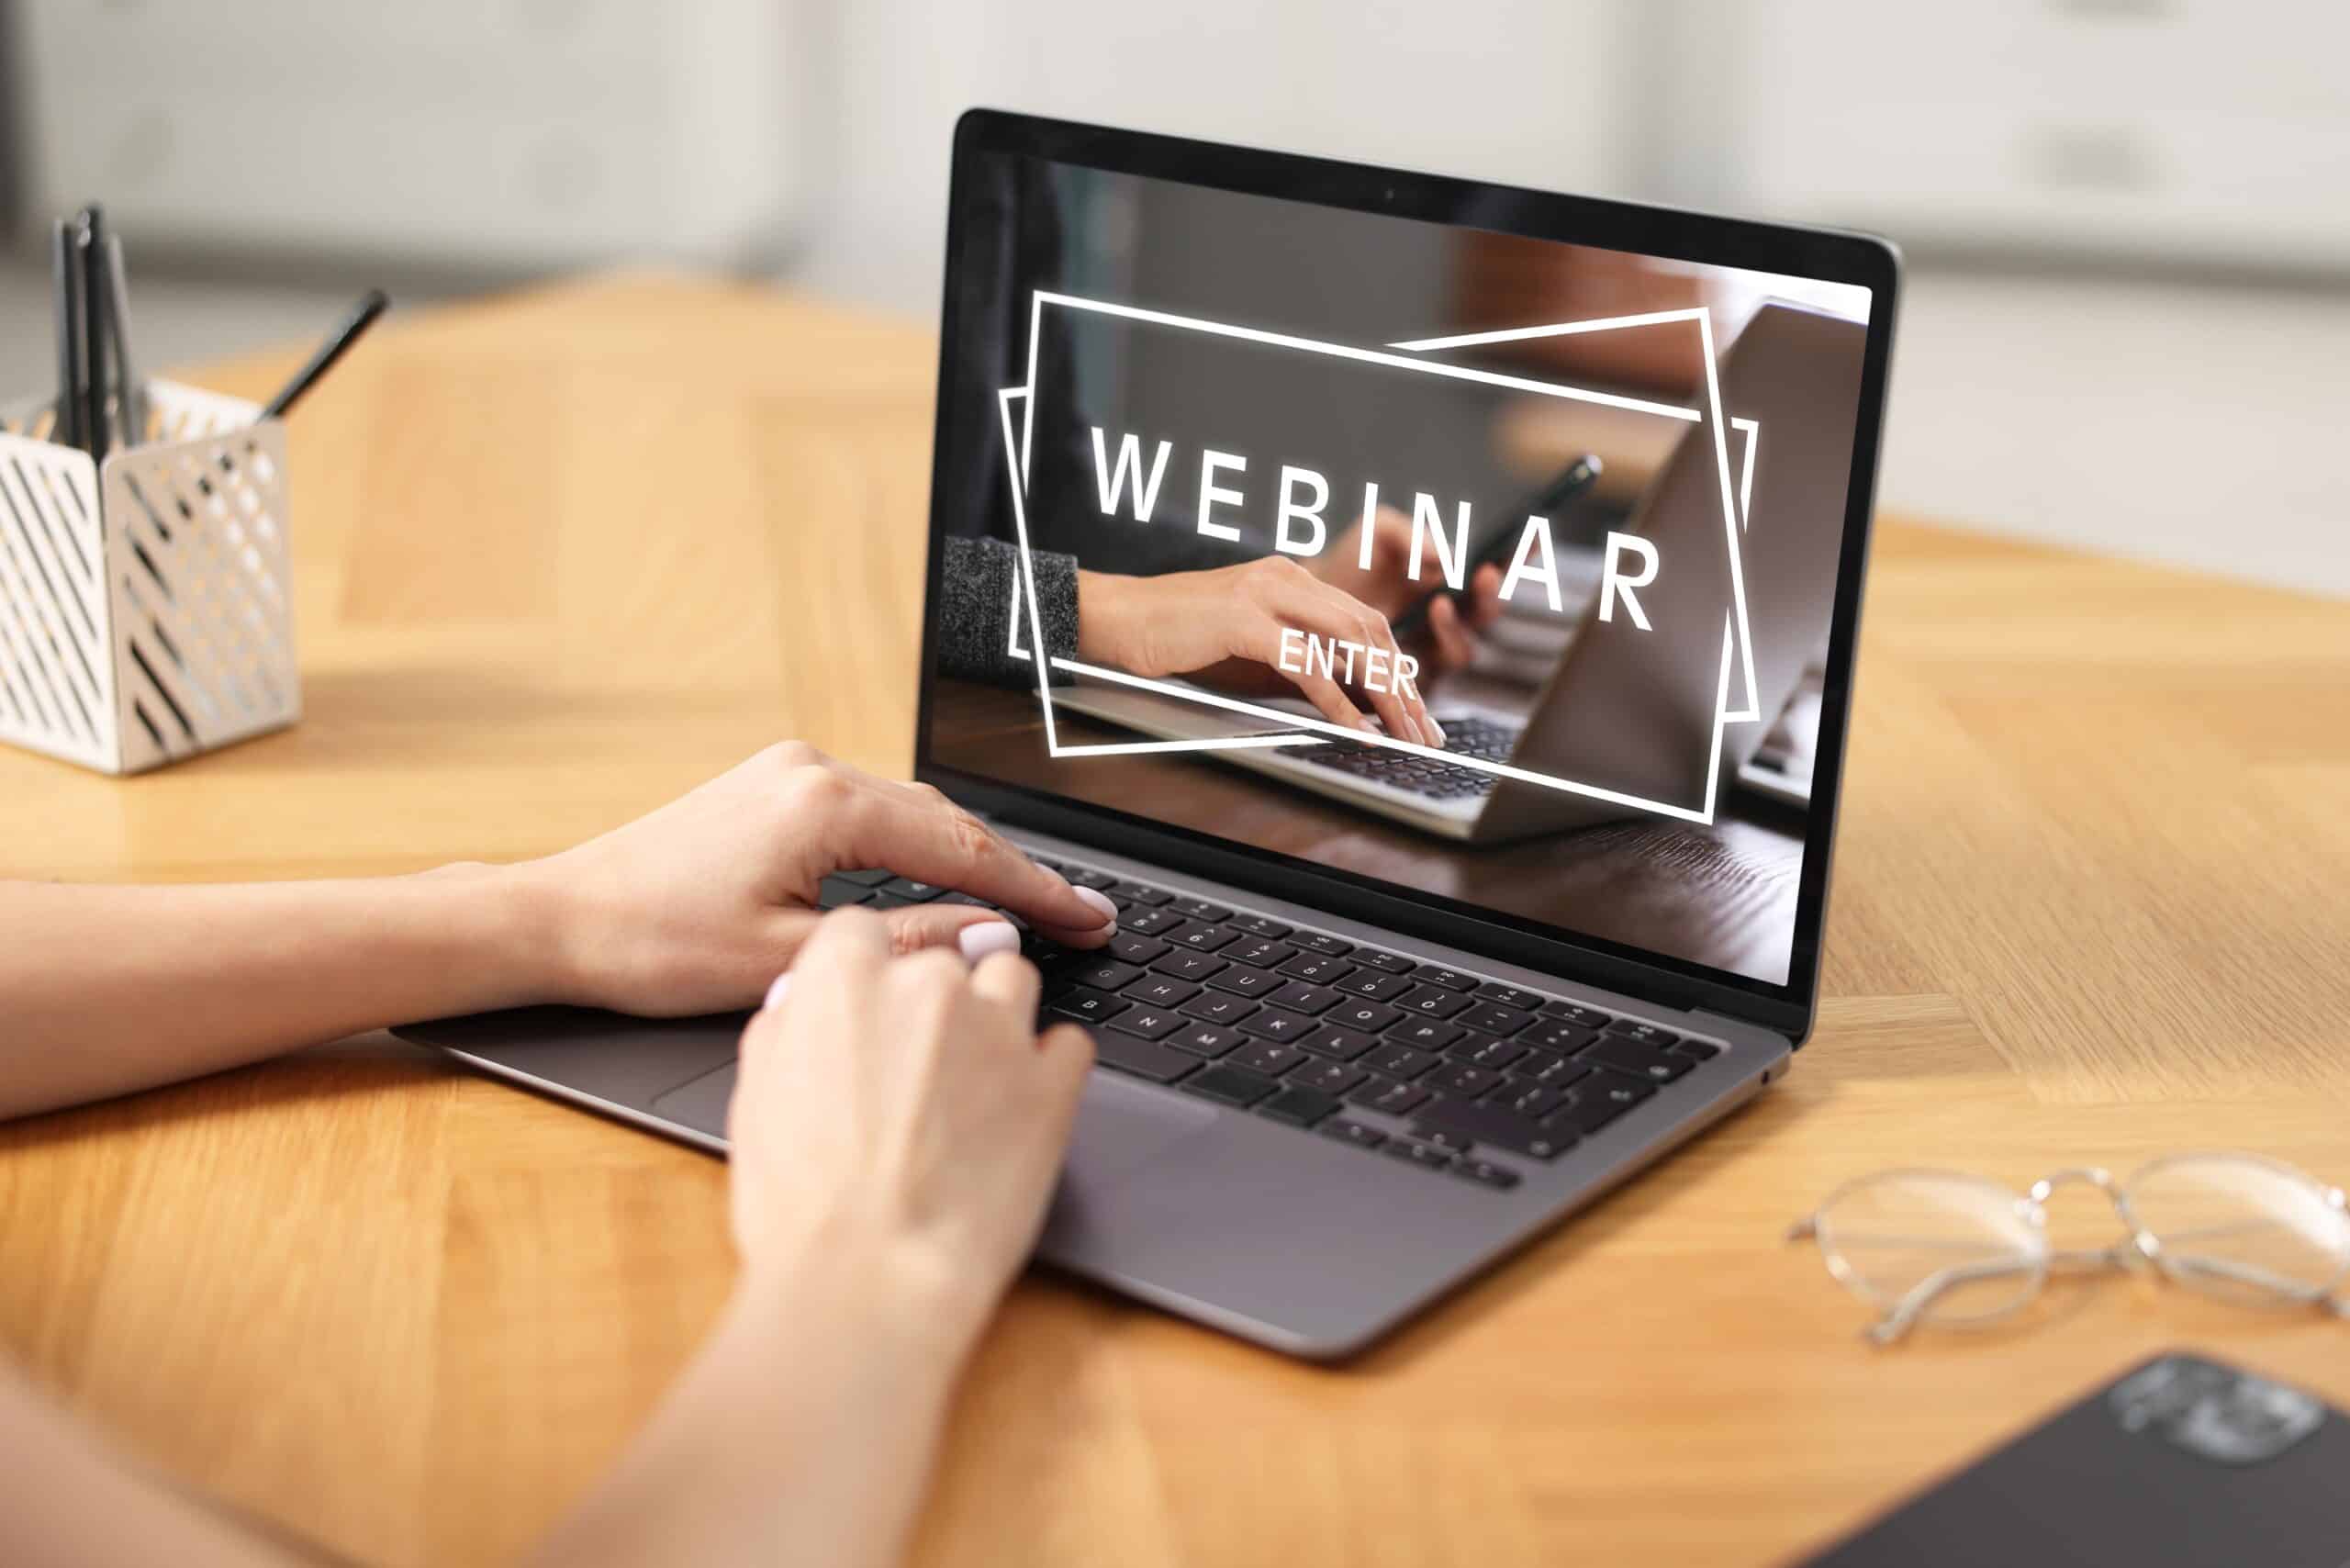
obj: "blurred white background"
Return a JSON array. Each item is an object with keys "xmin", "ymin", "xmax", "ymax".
[{"xmin": 1, "ymin": 0, "xmax": 2344, "ymax": 591}]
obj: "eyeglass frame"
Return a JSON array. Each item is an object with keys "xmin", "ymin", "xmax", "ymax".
[{"xmin": 1787, "ymin": 1151, "xmax": 2350, "ymax": 1344}]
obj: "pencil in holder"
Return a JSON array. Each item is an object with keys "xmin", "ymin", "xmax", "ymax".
[{"xmin": 0, "ymin": 379, "xmax": 298, "ymax": 774}]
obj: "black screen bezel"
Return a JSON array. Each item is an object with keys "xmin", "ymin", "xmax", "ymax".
[{"xmin": 913, "ymin": 107, "xmax": 1900, "ymax": 1044}]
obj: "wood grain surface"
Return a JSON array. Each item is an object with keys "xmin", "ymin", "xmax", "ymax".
[{"xmin": 2, "ymin": 274, "xmax": 2346, "ymax": 1568}]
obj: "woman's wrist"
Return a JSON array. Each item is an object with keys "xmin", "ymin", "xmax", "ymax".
[
  {"xmin": 734, "ymin": 1212, "xmax": 1002, "ymax": 1378},
  {"xmin": 431, "ymin": 857, "xmax": 586, "ymax": 1009},
  {"xmin": 1074, "ymin": 569, "xmax": 1129, "ymax": 666}
]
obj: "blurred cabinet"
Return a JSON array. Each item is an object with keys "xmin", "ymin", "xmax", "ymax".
[
  {"xmin": 7, "ymin": 0, "xmax": 794, "ymax": 266},
  {"xmin": 1674, "ymin": 0, "xmax": 2350, "ymax": 271}
]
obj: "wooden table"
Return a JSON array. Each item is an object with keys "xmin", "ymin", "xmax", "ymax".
[{"xmin": 3, "ymin": 275, "xmax": 2345, "ymax": 1568}]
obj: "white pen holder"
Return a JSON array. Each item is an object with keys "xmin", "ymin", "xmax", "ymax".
[{"xmin": 0, "ymin": 379, "xmax": 298, "ymax": 774}]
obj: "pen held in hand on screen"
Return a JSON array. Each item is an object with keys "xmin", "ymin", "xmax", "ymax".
[{"xmin": 259, "ymin": 289, "xmax": 388, "ymax": 422}]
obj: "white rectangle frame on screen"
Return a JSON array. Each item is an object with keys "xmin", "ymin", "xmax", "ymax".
[{"xmin": 994, "ymin": 290, "xmax": 1763, "ymax": 826}]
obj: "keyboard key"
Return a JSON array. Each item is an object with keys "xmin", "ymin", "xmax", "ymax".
[
  {"xmin": 1167, "ymin": 1023, "xmax": 1245, "ymax": 1058},
  {"xmin": 1236, "ymin": 1008, "xmax": 1319, "ymax": 1045},
  {"xmin": 1230, "ymin": 913, "xmax": 1293, "ymax": 939},
  {"xmin": 1459, "ymin": 1003, "xmax": 1535, "ymax": 1037},
  {"xmin": 1050, "ymin": 988, "xmax": 1130, "ymax": 1024},
  {"xmin": 1386, "ymin": 1018, "xmax": 1464, "ymax": 1051},
  {"xmin": 1180, "ymin": 991, "xmax": 1259, "ymax": 1026},
  {"xmin": 1339, "ymin": 971, "xmax": 1416, "ymax": 1002},
  {"xmin": 1277, "ymin": 954, "xmax": 1356, "ymax": 985},
  {"xmin": 1579, "ymin": 1038, "xmax": 1693, "ymax": 1083},
  {"xmin": 1107, "ymin": 881, "xmax": 1171, "ymax": 906},
  {"xmin": 1397, "ymin": 986, "xmax": 1473, "ymax": 1019},
  {"xmin": 1109, "ymin": 1007, "xmax": 1185, "ymax": 1041},
  {"xmin": 817, "ymin": 875, "xmax": 877, "ymax": 909},
  {"xmin": 1180, "ymin": 1063, "xmax": 1281, "ymax": 1106},
  {"xmin": 1257, "ymin": 1084, "xmax": 1341, "ymax": 1127},
  {"xmin": 1225, "ymin": 937, "xmax": 1297, "ymax": 969},
  {"xmin": 1382, "ymin": 1138, "xmax": 1456, "ymax": 1171},
  {"xmin": 1605, "ymin": 1019, "xmax": 1684, "ymax": 1049},
  {"xmin": 1292, "ymin": 932, "xmax": 1355, "ymax": 958},
  {"xmin": 1089, "ymin": 1030, "xmax": 1197, "ymax": 1084},
  {"xmin": 1460, "ymin": 1036, "xmax": 1528, "ymax": 1070},
  {"xmin": 1108, "ymin": 931, "xmax": 1170, "ymax": 966},
  {"xmin": 1358, "ymin": 950, "xmax": 1417, "ymax": 975},
  {"xmin": 1124, "ymin": 908, "xmax": 1189, "ymax": 937},
  {"xmin": 867, "ymin": 892, "xmax": 916, "ymax": 911},
  {"xmin": 1266, "ymin": 980, "xmax": 1342, "ymax": 1015},
  {"xmin": 1121, "ymin": 975, "xmax": 1200, "ymax": 1010},
  {"xmin": 1299, "ymin": 1025, "xmax": 1379, "ymax": 1062},
  {"xmin": 1327, "ymin": 999, "xmax": 1402, "ymax": 1034},
  {"xmin": 1556, "ymin": 1076, "xmax": 1655, "ymax": 1134},
  {"xmin": 1474, "ymin": 982, "xmax": 1545, "ymax": 1011},
  {"xmin": 1540, "ymin": 1001, "xmax": 1614, "ymax": 1028},
  {"xmin": 1673, "ymin": 1039, "xmax": 1723, "ymax": 1060},
  {"xmin": 834, "ymin": 868, "xmax": 894, "ymax": 886},
  {"xmin": 1450, "ymin": 1159, "xmax": 1522, "ymax": 1191},
  {"xmin": 1204, "ymin": 967, "xmax": 1283, "ymax": 999},
  {"xmin": 1514, "ymin": 1049, "xmax": 1591, "ymax": 1090},
  {"xmin": 1427, "ymin": 1061, "xmax": 1504, "ymax": 1098},
  {"xmin": 1412, "ymin": 1099, "xmax": 1574, "ymax": 1159},
  {"xmin": 1363, "ymin": 1042, "xmax": 1440, "ymax": 1079},
  {"xmin": 1347, "ymin": 1077, "xmax": 1433, "ymax": 1115},
  {"xmin": 1501, "ymin": 1083, "xmax": 1574, "ymax": 1119},
  {"xmin": 1177, "ymin": 924, "xmax": 1240, "ymax": 952},
  {"xmin": 1290, "ymin": 1059, "xmax": 1370, "ymax": 1096},
  {"xmin": 1319, "ymin": 1118, "xmax": 1388, "ymax": 1151},
  {"xmin": 1172, "ymin": 897, "xmax": 1231, "ymax": 921},
  {"xmin": 1149, "ymin": 949, "xmax": 1227, "ymax": 982},
  {"xmin": 1068, "ymin": 958, "xmax": 1146, "ymax": 992},
  {"xmin": 1523, "ymin": 1021, "xmax": 1601, "ymax": 1054},
  {"xmin": 1063, "ymin": 867, "xmax": 1117, "ymax": 890},
  {"xmin": 1416, "ymin": 966, "xmax": 1479, "ymax": 992},
  {"xmin": 1231, "ymin": 1039, "xmax": 1308, "ymax": 1077}
]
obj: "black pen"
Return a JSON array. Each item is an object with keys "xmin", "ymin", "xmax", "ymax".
[
  {"xmin": 50, "ymin": 220, "xmax": 79, "ymax": 450},
  {"xmin": 79, "ymin": 206, "xmax": 111, "ymax": 463},
  {"xmin": 260, "ymin": 289, "xmax": 388, "ymax": 421}
]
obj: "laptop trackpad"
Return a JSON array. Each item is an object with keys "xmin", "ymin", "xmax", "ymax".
[
  {"xmin": 651, "ymin": 1060, "xmax": 738, "ymax": 1138},
  {"xmin": 1065, "ymin": 1072, "xmax": 1218, "ymax": 1187}
]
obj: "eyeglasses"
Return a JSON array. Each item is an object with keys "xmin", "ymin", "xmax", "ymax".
[{"xmin": 1788, "ymin": 1152, "xmax": 2350, "ymax": 1343}]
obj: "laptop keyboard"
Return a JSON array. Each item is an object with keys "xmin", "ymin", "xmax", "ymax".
[
  {"xmin": 1295, "ymin": 714, "xmax": 1517, "ymax": 800},
  {"xmin": 815, "ymin": 856, "xmax": 1725, "ymax": 1193}
]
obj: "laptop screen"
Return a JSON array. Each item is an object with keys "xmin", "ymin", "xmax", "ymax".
[{"xmin": 920, "ymin": 123, "xmax": 1886, "ymax": 1002}]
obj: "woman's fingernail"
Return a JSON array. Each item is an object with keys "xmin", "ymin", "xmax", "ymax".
[
  {"xmin": 1073, "ymin": 886, "xmax": 1119, "ymax": 927},
  {"xmin": 1427, "ymin": 717, "xmax": 1448, "ymax": 748},
  {"xmin": 957, "ymin": 920, "xmax": 1022, "ymax": 962},
  {"xmin": 763, "ymin": 972, "xmax": 793, "ymax": 1011}
]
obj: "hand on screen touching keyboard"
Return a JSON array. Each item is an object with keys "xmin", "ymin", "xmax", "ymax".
[
  {"xmin": 1076, "ymin": 554, "xmax": 1445, "ymax": 745},
  {"xmin": 520, "ymin": 742, "xmax": 1117, "ymax": 1017}
]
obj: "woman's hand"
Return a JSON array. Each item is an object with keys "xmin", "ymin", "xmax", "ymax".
[
  {"xmin": 1308, "ymin": 504, "xmax": 1506, "ymax": 674},
  {"xmin": 729, "ymin": 909, "xmax": 1091, "ymax": 1330},
  {"xmin": 1077, "ymin": 555, "xmax": 1446, "ymax": 745},
  {"xmin": 524, "ymin": 743, "xmax": 1117, "ymax": 1017}
]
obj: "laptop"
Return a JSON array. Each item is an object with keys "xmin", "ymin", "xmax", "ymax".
[
  {"xmin": 399, "ymin": 111, "xmax": 1898, "ymax": 1359},
  {"xmin": 1051, "ymin": 301, "xmax": 1866, "ymax": 841}
]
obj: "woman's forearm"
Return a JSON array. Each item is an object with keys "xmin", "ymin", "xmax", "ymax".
[
  {"xmin": 0, "ymin": 867, "xmax": 563, "ymax": 1120},
  {"xmin": 534, "ymin": 1228, "xmax": 983, "ymax": 1568}
]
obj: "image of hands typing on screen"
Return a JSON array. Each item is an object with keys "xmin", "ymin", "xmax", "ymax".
[{"xmin": 941, "ymin": 502, "xmax": 1505, "ymax": 748}]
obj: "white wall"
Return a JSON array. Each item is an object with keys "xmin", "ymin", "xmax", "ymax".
[{"xmin": 786, "ymin": 0, "xmax": 1646, "ymax": 314}]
